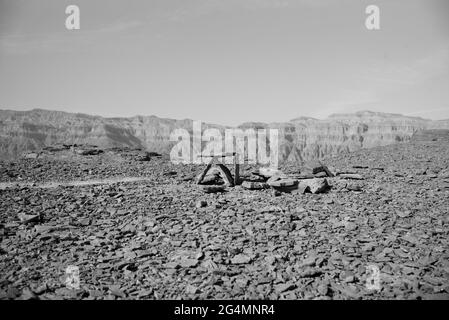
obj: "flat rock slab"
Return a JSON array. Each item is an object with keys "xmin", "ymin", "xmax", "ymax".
[
  {"xmin": 241, "ymin": 181, "xmax": 269, "ymax": 190},
  {"xmin": 231, "ymin": 254, "xmax": 252, "ymax": 264},
  {"xmin": 17, "ymin": 213, "xmax": 40, "ymax": 224},
  {"xmin": 201, "ymin": 185, "xmax": 226, "ymax": 193},
  {"xmin": 338, "ymin": 173, "xmax": 364, "ymax": 180},
  {"xmin": 268, "ymin": 179, "xmax": 298, "ymax": 188},
  {"xmin": 75, "ymin": 149, "xmax": 104, "ymax": 156}
]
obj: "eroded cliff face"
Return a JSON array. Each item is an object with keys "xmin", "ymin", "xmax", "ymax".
[
  {"xmin": 0, "ymin": 110, "xmax": 140, "ymax": 159},
  {"xmin": 240, "ymin": 111, "xmax": 449, "ymax": 163},
  {"xmin": 0, "ymin": 110, "xmax": 195, "ymax": 160},
  {"xmin": 1, "ymin": 109, "xmax": 448, "ymax": 162}
]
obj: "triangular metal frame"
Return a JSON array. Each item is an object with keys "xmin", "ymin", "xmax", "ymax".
[{"xmin": 196, "ymin": 153, "xmax": 240, "ymax": 186}]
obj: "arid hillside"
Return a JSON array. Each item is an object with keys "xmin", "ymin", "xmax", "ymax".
[{"xmin": 1, "ymin": 108, "xmax": 449, "ymax": 161}]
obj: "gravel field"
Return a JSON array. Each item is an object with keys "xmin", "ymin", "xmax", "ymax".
[{"xmin": 1, "ymin": 141, "xmax": 448, "ymax": 300}]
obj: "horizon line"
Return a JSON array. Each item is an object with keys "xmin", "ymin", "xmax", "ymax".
[{"xmin": 1, "ymin": 106, "xmax": 448, "ymax": 126}]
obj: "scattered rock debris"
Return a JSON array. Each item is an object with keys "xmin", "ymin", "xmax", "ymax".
[{"xmin": 1, "ymin": 140, "xmax": 449, "ymax": 300}]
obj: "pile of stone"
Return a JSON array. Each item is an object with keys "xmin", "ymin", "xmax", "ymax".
[
  {"xmin": 196, "ymin": 157, "xmax": 364, "ymax": 195},
  {"xmin": 246, "ymin": 161, "xmax": 334, "ymax": 194}
]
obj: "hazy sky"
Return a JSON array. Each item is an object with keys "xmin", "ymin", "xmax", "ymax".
[{"xmin": 0, "ymin": 0, "xmax": 448, "ymax": 125}]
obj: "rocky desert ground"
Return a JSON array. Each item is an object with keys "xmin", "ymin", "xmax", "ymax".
[{"xmin": 0, "ymin": 131, "xmax": 448, "ymax": 300}]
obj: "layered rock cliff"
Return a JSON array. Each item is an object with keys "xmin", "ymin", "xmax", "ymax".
[
  {"xmin": 1, "ymin": 108, "xmax": 448, "ymax": 162},
  {"xmin": 241, "ymin": 111, "xmax": 449, "ymax": 163}
]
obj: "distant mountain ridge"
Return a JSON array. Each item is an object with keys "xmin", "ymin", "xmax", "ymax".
[{"xmin": 1, "ymin": 108, "xmax": 449, "ymax": 161}]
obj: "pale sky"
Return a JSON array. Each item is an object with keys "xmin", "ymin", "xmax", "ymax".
[{"xmin": 0, "ymin": 0, "xmax": 448, "ymax": 125}]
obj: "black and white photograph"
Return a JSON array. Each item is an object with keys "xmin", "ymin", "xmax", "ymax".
[{"xmin": 0, "ymin": 0, "xmax": 449, "ymax": 308}]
